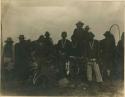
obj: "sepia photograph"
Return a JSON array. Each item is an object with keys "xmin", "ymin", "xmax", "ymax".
[{"xmin": 1, "ymin": 0, "xmax": 124, "ymax": 96}]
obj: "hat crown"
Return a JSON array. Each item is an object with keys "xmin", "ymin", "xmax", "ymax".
[
  {"xmin": 45, "ymin": 31, "xmax": 50, "ymax": 35},
  {"xmin": 5, "ymin": 37, "xmax": 13, "ymax": 43},
  {"xmin": 76, "ymin": 21, "xmax": 84, "ymax": 25}
]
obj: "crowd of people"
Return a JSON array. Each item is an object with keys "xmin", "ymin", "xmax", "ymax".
[{"xmin": 2, "ymin": 21, "xmax": 124, "ymax": 87}]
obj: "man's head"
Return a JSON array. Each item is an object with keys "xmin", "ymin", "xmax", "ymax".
[
  {"xmin": 61, "ymin": 31, "xmax": 67, "ymax": 39},
  {"xmin": 38, "ymin": 35, "xmax": 44, "ymax": 42},
  {"xmin": 84, "ymin": 25, "xmax": 90, "ymax": 32},
  {"xmin": 88, "ymin": 32, "xmax": 95, "ymax": 40},
  {"xmin": 76, "ymin": 21, "xmax": 84, "ymax": 28},
  {"xmin": 5, "ymin": 37, "xmax": 13, "ymax": 44},
  {"xmin": 103, "ymin": 31, "xmax": 111, "ymax": 38},
  {"xmin": 45, "ymin": 31, "xmax": 50, "ymax": 38},
  {"xmin": 19, "ymin": 35, "xmax": 25, "ymax": 42}
]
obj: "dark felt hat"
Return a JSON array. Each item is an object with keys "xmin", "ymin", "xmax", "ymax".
[
  {"xmin": 19, "ymin": 35, "xmax": 25, "ymax": 39},
  {"xmin": 76, "ymin": 21, "xmax": 84, "ymax": 26},
  {"xmin": 5, "ymin": 37, "xmax": 13, "ymax": 43},
  {"xmin": 103, "ymin": 31, "xmax": 111, "ymax": 36},
  {"xmin": 62, "ymin": 31, "xmax": 67, "ymax": 34},
  {"xmin": 45, "ymin": 31, "xmax": 50, "ymax": 36}
]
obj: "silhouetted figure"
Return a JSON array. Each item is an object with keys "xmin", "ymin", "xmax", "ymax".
[
  {"xmin": 69, "ymin": 35, "xmax": 81, "ymax": 81},
  {"xmin": 57, "ymin": 32, "xmax": 71, "ymax": 78},
  {"xmin": 70, "ymin": 35, "xmax": 80, "ymax": 56},
  {"xmin": 73, "ymin": 21, "xmax": 84, "ymax": 43},
  {"xmin": 44, "ymin": 31, "xmax": 53, "ymax": 45},
  {"xmin": 3, "ymin": 37, "xmax": 14, "ymax": 72},
  {"xmin": 100, "ymin": 31, "xmax": 116, "ymax": 81},
  {"xmin": 86, "ymin": 32, "xmax": 103, "ymax": 83},
  {"xmin": 44, "ymin": 31, "xmax": 54, "ymax": 56},
  {"xmin": 73, "ymin": 22, "xmax": 90, "ymax": 57},
  {"xmin": 84, "ymin": 25, "xmax": 90, "ymax": 41},
  {"xmin": 15, "ymin": 35, "xmax": 31, "ymax": 81},
  {"xmin": 116, "ymin": 32, "xmax": 124, "ymax": 80}
]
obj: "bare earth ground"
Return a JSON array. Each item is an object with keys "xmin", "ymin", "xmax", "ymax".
[{"xmin": 1, "ymin": 71, "xmax": 124, "ymax": 97}]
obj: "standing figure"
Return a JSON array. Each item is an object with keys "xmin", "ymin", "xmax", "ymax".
[
  {"xmin": 57, "ymin": 32, "xmax": 71, "ymax": 78},
  {"xmin": 73, "ymin": 21, "xmax": 85, "ymax": 43},
  {"xmin": 44, "ymin": 31, "xmax": 54, "ymax": 56},
  {"xmin": 73, "ymin": 22, "xmax": 90, "ymax": 56},
  {"xmin": 84, "ymin": 25, "xmax": 90, "ymax": 41},
  {"xmin": 100, "ymin": 31, "xmax": 116, "ymax": 80},
  {"xmin": 3, "ymin": 37, "xmax": 14, "ymax": 71},
  {"xmin": 86, "ymin": 32, "xmax": 103, "ymax": 83},
  {"xmin": 15, "ymin": 35, "xmax": 31, "ymax": 81},
  {"xmin": 73, "ymin": 21, "xmax": 85, "ymax": 52},
  {"xmin": 69, "ymin": 35, "xmax": 81, "ymax": 81},
  {"xmin": 116, "ymin": 32, "xmax": 124, "ymax": 80}
]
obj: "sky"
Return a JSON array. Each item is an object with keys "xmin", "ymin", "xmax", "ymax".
[{"xmin": 2, "ymin": 0, "xmax": 124, "ymax": 44}]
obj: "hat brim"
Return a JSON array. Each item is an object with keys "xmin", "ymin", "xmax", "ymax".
[
  {"xmin": 5, "ymin": 40, "xmax": 13, "ymax": 43},
  {"xmin": 76, "ymin": 23, "xmax": 84, "ymax": 26}
]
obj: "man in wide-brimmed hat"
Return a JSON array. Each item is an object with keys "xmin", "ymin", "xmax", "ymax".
[
  {"xmin": 4, "ymin": 37, "xmax": 14, "ymax": 57},
  {"xmin": 44, "ymin": 31, "xmax": 53, "ymax": 46},
  {"xmin": 57, "ymin": 31, "xmax": 71, "ymax": 78},
  {"xmin": 73, "ymin": 22, "xmax": 90, "ymax": 56},
  {"xmin": 84, "ymin": 25, "xmax": 90, "ymax": 41},
  {"xmin": 15, "ymin": 34, "xmax": 31, "ymax": 82},
  {"xmin": 18, "ymin": 35, "xmax": 25, "ymax": 42},
  {"xmin": 84, "ymin": 25, "xmax": 90, "ymax": 31},
  {"xmin": 76, "ymin": 21, "xmax": 84, "ymax": 28},
  {"xmin": 86, "ymin": 32, "xmax": 103, "ymax": 83},
  {"xmin": 100, "ymin": 31, "xmax": 116, "ymax": 81},
  {"xmin": 73, "ymin": 21, "xmax": 85, "ymax": 42},
  {"xmin": 3, "ymin": 37, "xmax": 14, "ymax": 71}
]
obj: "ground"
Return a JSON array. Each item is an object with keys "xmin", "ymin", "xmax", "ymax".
[{"xmin": 1, "ymin": 70, "xmax": 124, "ymax": 97}]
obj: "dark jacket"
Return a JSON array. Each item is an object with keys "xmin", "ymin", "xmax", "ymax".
[
  {"xmin": 86, "ymin": 40, "xmax": 100, "ymax": 59},
  {"xmin": 4, "ymin": 43, "xmax": 13, "ymax": 58},
  {"xmin": 57, "ymin": 39, "xmax": 71, "ymax": 56}
]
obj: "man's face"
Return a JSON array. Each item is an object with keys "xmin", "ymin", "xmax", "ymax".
[
  {"xmin": 76, "ymin": 25, "xmax": 83, "ymax": 28},
  {"xmin": 62, "ymin": 34, "xmax": 67, "ymax": 39},
  {"xmin": 85, "ymin": 28, "xmax": 89, "ymax": 32},
  {"xmin": 19, "ymin": 38, "xmax": 24, "ymax": 42}
]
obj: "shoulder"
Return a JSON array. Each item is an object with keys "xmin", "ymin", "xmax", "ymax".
[
  {"xmin": 57, "ymin": 40, "xmax": 62, "ymax": 43},
  {"xmin": 15, "ymin": 43, "xmax": 19, "ymax": 46},
  {"xmin": 73, "ymin": 28, "xmax": 78, "ymax": 32}
]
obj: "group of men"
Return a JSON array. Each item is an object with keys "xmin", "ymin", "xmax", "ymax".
[{"xmin": 3, "ymin": 21, "xmax": 124, "ymax": 86}]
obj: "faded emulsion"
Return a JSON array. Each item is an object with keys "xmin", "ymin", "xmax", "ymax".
[{"xmin": 1, "ymin": 0, "xmax": 124, "ymax": 96}]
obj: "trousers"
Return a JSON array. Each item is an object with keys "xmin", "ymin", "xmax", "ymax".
[{"xmin": 87, "ymin": 59, "xmax": 103, "ymax": 82}]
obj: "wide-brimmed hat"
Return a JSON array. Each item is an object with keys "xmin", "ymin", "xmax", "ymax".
[
  {"xmin": 61, "ymin": 31, "xmax": 67, "ymax": 36},
  {"xmin": 76, "ymin": 21, "xmax": 84, "ymax": 26},
  {"xmin": 19, "ymin": 35, "xmax": 25, "ymax": 39},
  {"xmin": 5, "ymin": 37, "xmax": 13, "ymax": 43},
  {"xmin": 103, "ymin": 31, "xmax": 111, "ymax": 36}
]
